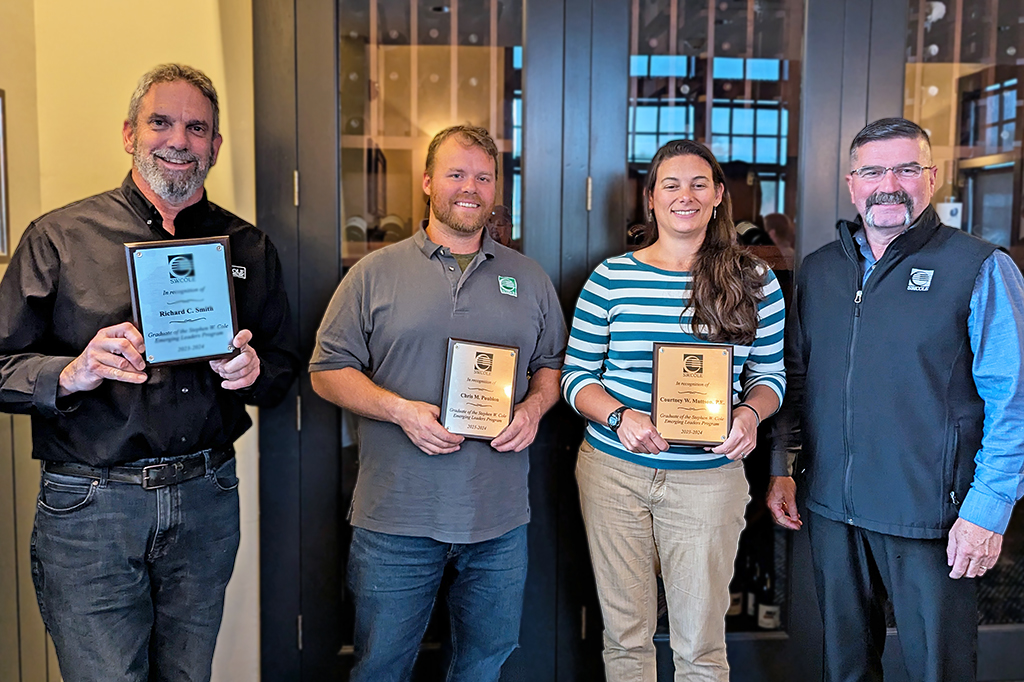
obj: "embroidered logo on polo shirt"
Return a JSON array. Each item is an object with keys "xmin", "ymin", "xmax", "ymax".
[
  {"xmin": 498, "ymin": 275, "xmax": 517, "ymax": 297},
  {"xmin": 907, "ymin": 268, "xmax": 934, "ymax": 292},
  {"xmin": 232, "ymin": 266, "xmax": 247, "ymax": 280}
]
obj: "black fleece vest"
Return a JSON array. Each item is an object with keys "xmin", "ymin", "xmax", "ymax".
[{"xmin": 796, "ymin": 207, "xmax": 997, "ymax": 539}]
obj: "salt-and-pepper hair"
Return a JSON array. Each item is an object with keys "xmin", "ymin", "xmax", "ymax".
[
  {"xmin": 126, "ymin": 64, "xmax": 220, "ymax": 138},
  {"xmin": 850, "ymin": 117, "xmax": 931, "ymax": 163}
]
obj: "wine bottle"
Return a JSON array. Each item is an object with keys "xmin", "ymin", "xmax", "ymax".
[
  {"xmin": 746, "ymin": 561, "xmax": 760, "ymax": 620},
  {"xmin": 757, "ymin": 568, "xmax": 781, "ymax": 630},
  {"xmin": 727, "ymin": 573, "xmax": 743, "ymax": 617}
]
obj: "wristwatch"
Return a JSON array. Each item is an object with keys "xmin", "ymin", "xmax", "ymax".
[{"xmin": 607, "ymin": 406, "xmax": 630, "ymax": 432}]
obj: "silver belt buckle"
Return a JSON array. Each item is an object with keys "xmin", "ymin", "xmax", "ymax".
[{"xmin": 141, "ymin": 461, "xmax": 184, "ymax": 490}]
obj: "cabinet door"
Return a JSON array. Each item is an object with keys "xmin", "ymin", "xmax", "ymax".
[
  {"xmin": 337, "ymin": 0, "xmax": 528, "ymax": 264},
  {"xmin": 334, "ymin": 3, "xmax": 557, "ymax": 679},
  {"xmin": 257, "ymin": 1, "xmax": 570, "ymax": 680},
  {"xmin": 902, "ymin": 5, "xmax": 1024, "ymax": 678},
  {"xmin": 588, "ymin": 2, "xmax": 811, "ymax": 679}
]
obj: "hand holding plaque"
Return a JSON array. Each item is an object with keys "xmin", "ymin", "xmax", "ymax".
[
  {"xmin": 651, "ymin": 343, "xmax": 733, "ymax": 446},
  {"xmin": 125, "ymin": 237, "xmax": 239, "ymax": 367},
  {"xmin": 440, "ymin": 339, "xmax": 519, "ymax": 439}
]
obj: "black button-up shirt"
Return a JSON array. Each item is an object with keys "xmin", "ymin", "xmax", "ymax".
[{"xmin": 0, "ymin": 174, "xmax": 299, "ymax": 466}]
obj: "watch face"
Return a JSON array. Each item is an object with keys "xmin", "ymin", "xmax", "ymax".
[{"xmin": 608, "ymin": 410, "xmax": 622, "ymax": 429}]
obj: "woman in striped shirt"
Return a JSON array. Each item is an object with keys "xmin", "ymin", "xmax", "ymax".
[{"xmin": 561, "ymin": 139, "xmax": 785, "ymax": 681}]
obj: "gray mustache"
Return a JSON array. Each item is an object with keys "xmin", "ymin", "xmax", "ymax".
[
  {"xmin": 154, "ymin": 150, "xmax": 200, "ymax": 164},
  {"xmin": 866, "ymin": 190, "xmax": 912, "ymax": 209}
]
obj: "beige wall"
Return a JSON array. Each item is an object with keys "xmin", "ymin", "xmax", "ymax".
[
  {"xmin": 0, "ymin": 0, "xmax": 42, "ymax": 279},
  {"xmin": 32, "ymin": 0, "xmax": 256, "ymax": 222},
  {"xmin": 0, "ymin": 2, "xmax": 50, "ymax": 679},
  {"xmin": 1, "ymin": 1, "xmax": 262, "ymax": 680}
]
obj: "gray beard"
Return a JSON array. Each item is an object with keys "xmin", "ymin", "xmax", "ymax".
[
  {"xmin": 134, "ymin": 147, "xmax": 211, "ymax": 204},
  {"xmin": 864, "ymin": 189, "xmax": 913, "ymax": 229}
]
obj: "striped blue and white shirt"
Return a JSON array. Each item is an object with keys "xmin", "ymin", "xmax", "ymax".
[{"xmin": 561, "ymin": 253, "xmax": 786, "ymax": 469}]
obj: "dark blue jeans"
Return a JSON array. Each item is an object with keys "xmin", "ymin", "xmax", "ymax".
[
  {"xmin": 347, "ymin": 524, "xmax": 529, "ymax": 682},
  {"xmin": 31, "ymin": 455, "xmax": 241, "ymax": 682}
]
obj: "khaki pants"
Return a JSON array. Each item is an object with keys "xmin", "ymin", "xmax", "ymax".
[{"xmin": 576, "ymin": 440, "xmax": 749, "ymax": 682}]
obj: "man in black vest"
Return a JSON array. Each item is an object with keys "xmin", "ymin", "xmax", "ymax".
[{"xmin": 768, "ymin": 118, "xmax": 1024, "ymax": 681}]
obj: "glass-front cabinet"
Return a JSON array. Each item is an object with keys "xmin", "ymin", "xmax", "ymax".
[
  {"xmin": 254, "ymin": 1, "xmax": 1024, "ymax": 679},
  {"xmin": 338, "ymin": 0, "xmax": 524, "ymax": 265},
  {"xmin": 334, "ymin": 2, "xmax": 527, "ymax": 676},
  {"xmin": 903, "ymin": 0, "xmax": 1024, "ymax": 260},
  {"xmin": 623, "ymin": 0, "xmax": 805, "ymax": 646},
  {"xmin": 903, "ymin": 0, "xmax": 1024, "ymax": 657}
]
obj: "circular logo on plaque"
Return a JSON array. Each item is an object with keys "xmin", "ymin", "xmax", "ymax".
[
  {"xmin": 682, "ymin": 354, "xmax": 704, "ymax": 375},
  {"xmin": 475, "ymin": 352, "xmax": 494, "ymax": 372},
  {"xmin": 168, "ymin": 255, "xmax": 195, "ymax": 279}
]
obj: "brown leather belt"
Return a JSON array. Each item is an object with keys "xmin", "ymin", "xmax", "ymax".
[{"xmin": 42, "ymin": 448, "xmax": 233, "ymax": 490}]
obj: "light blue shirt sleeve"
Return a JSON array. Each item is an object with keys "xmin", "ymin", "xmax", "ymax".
[{"xmin": 960, "ymin": 250, "xmax": 1024, "ymax": 534}]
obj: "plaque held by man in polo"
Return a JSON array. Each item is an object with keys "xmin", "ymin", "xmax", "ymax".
[
  {"xmin": 125, "ymin": 236, "xmax": 239, "ymax": 367},
  {"xmin": 440, "ymin": 339, "xmax": 519, "ymax": 440},
  {"xmin": 651, "ymin": 343, "xmax": 733, "ymax": 446}
]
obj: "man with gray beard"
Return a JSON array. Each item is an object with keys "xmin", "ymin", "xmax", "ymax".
[
  {"xmin": 767, "ymin": 117, "xmax": 1024, "ymax": 681},
  {"xmin": 0, "ymin": 64, "xmax": 298, "ymax": 681}
]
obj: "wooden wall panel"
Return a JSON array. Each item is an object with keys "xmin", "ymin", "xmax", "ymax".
[
  {"xmin": 11, "ymin": 415, "xmax": 47, "ymax": 681},
  {"xmin": 0, "ymin": 414, "xmax": 19, "ymax": 681}
]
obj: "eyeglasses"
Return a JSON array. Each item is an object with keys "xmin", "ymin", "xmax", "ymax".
[{"xmin": 850, "ymin": 163, "xmax": 932, "ymax": 181}]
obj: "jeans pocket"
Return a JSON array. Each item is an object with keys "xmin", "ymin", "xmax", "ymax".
[
  {"xmin": 210, "ymin": 458, "xmax": 240, "ymax": 492},
  {"xmin": 37, "ymin": 478, "xmax": 97, "ymax": 515}
]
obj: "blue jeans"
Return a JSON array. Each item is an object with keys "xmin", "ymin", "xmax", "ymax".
[
  {"xmin": 347, "ymin": 524, "xmax": 529, "ymax": 682},
  {"xmin": 30, "ymin": 454, "xmax": 241, "ymax": 682}
]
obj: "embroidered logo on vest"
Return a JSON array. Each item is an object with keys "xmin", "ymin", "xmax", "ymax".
[
  {"xmin": 232, "ymin": 265, "xmax": 247, "ymax": 280},
  {"xmin": 907, "ymin": 268, "xmax": 933, "ymax": 292}
]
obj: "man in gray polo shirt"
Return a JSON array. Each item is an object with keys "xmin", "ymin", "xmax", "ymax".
[{"xmin": 310, "ymin": 125, "xmax": 566, "ymax": 682}]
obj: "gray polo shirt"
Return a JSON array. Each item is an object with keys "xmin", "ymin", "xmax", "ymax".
[{"xmin": 310, "ymin": 226, "xmax": 566, "ymax": 543}]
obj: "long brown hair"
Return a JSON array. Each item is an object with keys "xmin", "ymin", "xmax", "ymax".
[{"xmin": 639, "ymin": 140, "xmax": 765, "ymax": 345}]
